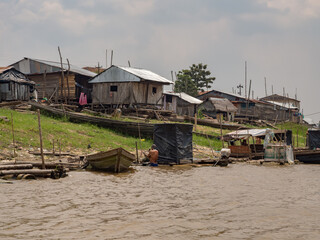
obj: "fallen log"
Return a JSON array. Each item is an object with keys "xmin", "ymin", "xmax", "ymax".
[
  {"xmin": 0, "ymin": 164, "xmax": 33, "ymax": 170},
  {"xmin": 0, "ymin": 169, "xmax": 54, "ymax": 177},
  {"xmin": 11, "ymin": 161, "xmax": 81, "ymax": 170},
  {"xmin": 0, "ymin": 101, "xmax": 23, "ymax": 108}
]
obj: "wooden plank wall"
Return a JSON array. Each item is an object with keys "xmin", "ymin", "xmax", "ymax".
[
  {"xmin": 28, "ymin": 73, "xmax": 76, "ymax": 99},
  {"xmin": 92, "ymin": 81, "xmax": 163, "ymax": 105}
]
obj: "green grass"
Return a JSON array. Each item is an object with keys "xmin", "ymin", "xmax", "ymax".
[
  {"xmin": 0, "ymin": 108, "xmax": 153, "ymax": 153},
  {"xmin": 276, "ymin": 122, "xmax": 308, "ymax": 148}
]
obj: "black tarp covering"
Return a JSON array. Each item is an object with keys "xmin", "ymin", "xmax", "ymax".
[
  {"xmin": 286, "ymin": 130, "xmax": 292, "ymax": 145},
  {"xmin": 153, "ymin": 123, "xmax": 193, "ymax": 164},
  {"xmin": 307, "ymin": 129, "xmax": 320, "ymax": 149}
]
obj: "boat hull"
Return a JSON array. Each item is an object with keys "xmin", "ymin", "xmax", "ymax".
[{"xmin": 86, "ymin": 148, "xmax": 135, "ymax": 173}]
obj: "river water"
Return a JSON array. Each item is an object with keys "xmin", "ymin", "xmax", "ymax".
[{"xmin": 0, "ymin": 163, "xmax": 319, "ymax": 240}]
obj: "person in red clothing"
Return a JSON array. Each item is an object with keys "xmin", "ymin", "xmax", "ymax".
[{"xmin": 145, "ymin": 144, "xmax": 159, "ymax": 166}]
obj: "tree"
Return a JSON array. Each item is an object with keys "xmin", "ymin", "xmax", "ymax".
[
  {"xmin": 174, "ymin": 70, "xmax": 198, "ymax": 97},
  {"xmin": 183, "ymin": 63, "xmax": 216, "ymax": 92}
]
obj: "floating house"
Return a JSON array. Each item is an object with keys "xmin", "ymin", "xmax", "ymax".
[
  {"xmin": 199, "ymin": 97, "xmax": 237, "ymax": 121},
  {"xmin": 89, "ymin": 65, "xmax": 172, "ymax": 107},
  {"xmin": 0, "ymin": 66, "xmax": 35, "ymax": 101},
  {"xmin": 163, "ymin": 92, "xmax": 202, "ymax": 116},
  {"xmin": 10, "ymin": 57, "xmax": 96, "ymax": 102}
]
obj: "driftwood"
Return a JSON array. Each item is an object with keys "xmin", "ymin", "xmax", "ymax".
[{"xmin": 0, "ymin": 164, "xmax": 33, "ymax": 170}]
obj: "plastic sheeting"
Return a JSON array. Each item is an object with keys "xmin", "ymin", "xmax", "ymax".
[
  {"xmin": 153, "ymin": 124, "xmax": 193, "ymax": 164},
  {"xmin": 307, "ymin": 129, "xmax": 320, "ymax": 149}
]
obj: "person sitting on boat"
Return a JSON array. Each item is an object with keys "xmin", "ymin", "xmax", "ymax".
[{"xmin": 144, "ymin": 144, "xmax": 159, "ymax": 167}]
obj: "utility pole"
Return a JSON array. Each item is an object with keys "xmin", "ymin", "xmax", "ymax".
[
  {"xmin": 106, "ymin": 49, "xmax": 108, "ymax": 68},
  {"xmin": 245, "ymin": 61, "xmax": 247, "ymax": 99},
  {"xmin": 237, "ymin": 84, "xmax": 244, "ymax": 96},
  {"xmin": 264, "ymin": 77, "xmax": 267, "ymax": 96}
]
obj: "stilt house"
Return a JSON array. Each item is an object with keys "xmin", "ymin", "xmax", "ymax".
[
  {"xmin": 89, "ymin": 65, "xmax": 172, "ymax": 106},
  {"xmin": 10, "ymin": 58, "xmax": 96, "ymax": 102},
  {"xmin": 0, "ymin": 66, "xmax": 35, "ymax": 101}
]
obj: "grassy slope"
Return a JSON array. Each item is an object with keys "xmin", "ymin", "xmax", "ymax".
[
  {"xmin": 1, "ymin": 108, "xmax": 306, "ymax": 154},
  {"xmin": 0, "ymin": 109, "xmax": 154, "ymax": 153}
]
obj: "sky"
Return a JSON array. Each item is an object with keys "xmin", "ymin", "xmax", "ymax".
[{"xmin": 0, "ymin": 0, "xmax": 320, "ymax": 122}]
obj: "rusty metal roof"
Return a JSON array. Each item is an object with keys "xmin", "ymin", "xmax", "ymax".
[{"xmin": 11, "ymin": 57, "xmax": 96, "ymax": 77}]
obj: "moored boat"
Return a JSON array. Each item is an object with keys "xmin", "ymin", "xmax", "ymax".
[{"xmin": 86, "ymin": 148, "xmax": 135, "ymax": 173}]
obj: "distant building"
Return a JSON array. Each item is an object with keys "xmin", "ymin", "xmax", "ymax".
[
  {"xmin": 198, "ymin": 89, "xmax": 301, "ymax": 122},
  {"xmin": 89, "ymin": 65, "xmax": 172, "ymax": 106},
  {"xmin": 163, "ymin": 92, "xmax": 203, "ymax": 116},
  {"xmin": 0, "ymin": 66, "xmax": 35, "ymax": 101},
  {"xmin": 260, "ymin": 94, "xmax": 300, "ymax": 110},
  {"xmin": 10, "ymin": 57, "xmax": 96, "ymax": 102}
]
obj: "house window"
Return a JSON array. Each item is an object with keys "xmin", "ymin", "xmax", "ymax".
[
  {"xmin": 166, "ymin": 95, "xmax": 172, "ymax": 103},
  {"xmin": 152, "ymin": 87, "xmax": 157, "ymax": 94},
  {"xmin": 110, "ymin": 85, "xmax": 118, "ymax": 92}
]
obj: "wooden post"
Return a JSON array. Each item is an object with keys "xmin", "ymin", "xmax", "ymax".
[
  {"xmin": 37, "ymin": 109, "xmax": 45, "ymax": 169},
  {"xmin": 59, "ymin": 139, "xmax": 62, "ymax": 158},
  {"xmin": 111, "ymin": 50, "xmax": 113, "ymax": 66},
  {"xmin": 52, "ymin": 139, "xmax": 55, "ymax": 155},
  {"xmin": 43, "ymin": 70, "xmax": 47, "ymax": 99},
  {"xmin": 220, "ymin": 114, "xmax": 224, "ymax": 148},
  {"xmin": 66, "ymin": 58, "xmax": 71, "ymax": 103},
  {"xmin": 194, "ymin": 113, "xmax": 197, "ymax": 132},
  {"xmin": 11, "ymin": 113, "xmax": 16, "ymax": 159},
  {"xmin": 135, "ymin": 141, "xmax": 139, "ymax": 162},
  {"xmin": 58, "ymin": 46, "xmax": 66, "ymax": 103}
]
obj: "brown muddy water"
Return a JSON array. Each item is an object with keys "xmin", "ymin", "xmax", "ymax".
[{"xmin": 0, "ymin": 164, "xmax": 319, "ymax": 240}]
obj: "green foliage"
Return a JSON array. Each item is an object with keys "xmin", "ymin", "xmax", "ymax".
[
  {"xmin": 174, "ymin": 71, "xmax": 198, "ymax": 97},
  {"xmin": 179, "ymin": 63, "xmax": 216, "ymax": 92}
]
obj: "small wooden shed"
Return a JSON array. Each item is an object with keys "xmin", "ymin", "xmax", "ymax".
[
  {"xmin": 0, "ymin": 66, "xmax": 35, "ymax": 101},
  {"xmin": 199, "ymin": 97, "xmax": 237, "ymax": 121},
  {"xmin": 89, "ymin": 65, "xmax": 172, "ymax": 106},
  {"xmin": 163, "ymin": 92, "xmax": 203, "ymax": 116},
  {"xmin": 10, "ymin": 58, "xmax": 96, "ymax": 102}
]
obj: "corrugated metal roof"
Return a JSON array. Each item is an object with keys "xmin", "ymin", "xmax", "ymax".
[
  {"xmin": 89, "ymin": 65, "xmax": 172, "ymax": 84},
  {"xmin": 30, "ymin": 58, "xmax": 96, "ymax": 77},
  {"xmin": 0, "ymin": 66, "xmax": 35, "ymax": 84},
  {"xmin": 164, "ymin": 91, "xmax": 203, "ymax": 104},
  {"xmin": 265, "ymin": 100, "xmax": 298, "ymax": 109},
  {"xmin": 11, "ymin": 58, "xmax": 96, "ymax": 77},
  {"xmin": 0, "ymin": 66, "xmax": 13, "ymax": 74},
  {"xmin": 227, "ymin": 129, "xmax": 286, "ymax": 138}
]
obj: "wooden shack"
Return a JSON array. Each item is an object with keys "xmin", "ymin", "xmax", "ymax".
[
  {"xmin": 199, "ymin": 97, "xmax": 237, "ymax": 121},
  {"xmin": 163, "ymin": 92, "xmax": 203, "ymax": 116},
  {"xmin": 89, "ymin": 65, "xmax": 172, "ymax": 106},
  {"xmin": 0, "ymin": 66, "xmax": 35, "ymax": 101},
  {"xmin": 10, "ymin": 58, "xmax": 96, "ymax": 102}
]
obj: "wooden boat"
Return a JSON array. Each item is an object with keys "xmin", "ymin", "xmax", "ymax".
[
  {"xmin": 86, "ymin": 148, "xmax": 136, "ymax": 173},
  {"xmin": 294, "ymin": 149, "xmax": 320, "ymax": 164}
]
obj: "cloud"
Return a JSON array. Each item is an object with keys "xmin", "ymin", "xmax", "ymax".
[{"xmin": 259, "ymin": 0, "xmax": 320, "ymax": 19}]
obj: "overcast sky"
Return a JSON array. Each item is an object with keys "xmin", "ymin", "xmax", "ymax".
[{"xmin": 1, "ymin": 0, "xmax": 319, "ymax": 122}]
